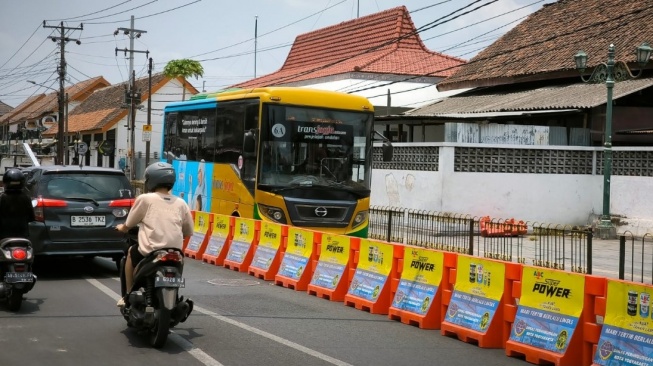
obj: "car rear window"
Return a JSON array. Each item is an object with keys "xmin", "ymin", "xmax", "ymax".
[{"xmin": 41, "ymin": 172, "xmax": 134, "ymax": 200}]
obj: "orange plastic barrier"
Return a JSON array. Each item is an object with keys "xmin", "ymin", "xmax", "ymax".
[
  {"xmin": 184, "ymin": 211, "xmax": 212, "ymax": 259},
  {"xmin": 387, "ymin": 246, "xmax": 451, "ymax": 328},
  {"xmin": 182, "ymin": 211, "xmax": 196, "ymax": 250},
  {"xmin": 201, "ymin": 215, "xmax": 233, "ymax": 266},
  {"xmin": 248, "ymin": 222, "xmax": 287, "ymax": 281},
  {"xmin": 505, "ymin": 266, "xmax": 589, "ymax": 366},
  {"xmin": 223, "ymin": 217, "xmax": 260, "ymax": 273},
  {"xmin": 440, "ymin": 255, "xmax": 521, "ymax": 347},
  {"xmin": 588, "ymin": 278, "xmax": 653, "ymax": 366},
  {"xmin": 480, "ymin": 216, "xmax": 527, "ymax": 237},
  {"xmin": 307, "ymin": 234, "xmax": 357, "ymax": 302},
  {"xmin": 344, "ymin": 239, "xmax": 398, "ymax": 315},
  {"xmin": 274, "ymin": 227, "xmax": 319, "ymax": 291}
]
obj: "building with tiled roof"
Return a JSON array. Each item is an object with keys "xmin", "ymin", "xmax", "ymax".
[
  {"xmin": 42, "ymin": 73, "xmax": 197, "ymax": 175},
  {"xmin": 0, "ymin": 101, "xmax": 12, "ymax": 116},
  {"xmin": 232, "ymin": 6, "xmax": 466, "ymax": 112},
  {"xmin": 386, "ymin": 0, "xmax": 653, "ymax": 146}
]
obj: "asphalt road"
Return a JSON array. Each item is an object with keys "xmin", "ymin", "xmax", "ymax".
[{"xmin": 0, "ymin": 256, "xmax": 528, "ymax": 366}]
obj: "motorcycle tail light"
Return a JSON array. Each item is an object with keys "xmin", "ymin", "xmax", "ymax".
[
  {"xmin": 14, "ymin": 264, "xmax": 26, "ymax": 272},
  {"xmin": 11, "ymin": 248, "xmax": 27, "ymax": 261},
  {"xmin": 156, "ymin": 251, "xmax": 183, "ymax": 263},
  {"xmin": 164, "ymin": 271, "xmax": 176, "ymax": 278}
]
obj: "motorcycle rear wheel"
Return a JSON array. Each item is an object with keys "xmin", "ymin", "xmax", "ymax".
[
  {"xmin": 7, "ymin": 291, "xmax": 23, "ymax": 312},
  {"xmin": 150, "ymin": 308, "xmax": 171, "ymax": 348}
]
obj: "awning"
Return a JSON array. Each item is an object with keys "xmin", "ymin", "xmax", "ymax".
[{"xmin": 406, "ymin": 77, "xmax": 653, "ymax": 117}]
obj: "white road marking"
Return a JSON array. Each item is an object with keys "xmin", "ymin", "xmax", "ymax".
[
  {"xmin": 193, "ymin": 305, "xmax": 354, "ymax": 366},
  {"xmin": 85, "ymin": 278, "xmax": 224, "ymax": 366},
  {"xmin": 89, "ymin": 277, "xmax": 353, "ymax": 366}
]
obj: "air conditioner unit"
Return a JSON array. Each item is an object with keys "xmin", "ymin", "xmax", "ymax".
[{"xmin": 40, "ymin": 115, "xmax": 57, "ymax": 129}]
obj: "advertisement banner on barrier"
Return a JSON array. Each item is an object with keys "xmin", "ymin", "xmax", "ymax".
[
  {"xmin": 186, "ymin": 211, "xmax": 210, "ymax": 252},
  {"xmin": 278, "ymin": 227, "xmax": 314, "ymax": 280},
  {"xmin": 250, "ymin": 221, "xmax": 282, "ymax": 270},
  {"xmin": 311, "ymin": 234, "xmax": 350, "ymax": 290},
  {"xmin": 510, "ymin": 267, "xmax": 585, "ymax": 354},
  {"xmin": 594, "ymin": 280, "xmax": 653, "ymax": 366},
  {"xmin": 390, "ymin": 247, "xmax": 444, "ymax": 315},
  {"xmin": 444, "ymin": 256, "xmax": 505, "ymax": 333},
  {"xmin": 204, "ymin": 215, "xmax": 230, "ymax": 257},
  {"xmin": 225, "ymin": 218, "xmax": 256, "ymax": 263},
  {"xmin": 348, "ymin": 239, "xmax": 394, "ymax": 301}
]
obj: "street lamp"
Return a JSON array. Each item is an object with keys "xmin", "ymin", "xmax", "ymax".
[
  {"xmin": 573, "ymin": 43, "xmax": 652, "ymax": 239},
  {"xmin": 27, "ymin": 80, "xmax": 67, "ymax": 164}
]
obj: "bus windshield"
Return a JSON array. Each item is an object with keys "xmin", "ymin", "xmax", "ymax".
[{"xmin": 258, "ymin": 104, "xmax": 373, "ymax": 195}]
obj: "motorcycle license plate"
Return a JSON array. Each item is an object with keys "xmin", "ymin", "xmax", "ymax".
[
  {"xmin": 155, "ymin": 276, "xmax": 185, "ymax": 288},
  {"xmin": 4, "ymin": 272, "xmax": 34, "ymax": 283}
]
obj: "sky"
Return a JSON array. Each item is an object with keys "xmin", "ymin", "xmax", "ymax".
[{"xmin": 0, "ymin": 0, "xmax": 556, "ymax": 108}]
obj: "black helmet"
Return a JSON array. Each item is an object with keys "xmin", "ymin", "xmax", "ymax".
[
  {"xmin": 3, "ymin": 168, "xmax": 25, "ymax": 192},
  {"xmin": 144, "ymin": 162, "xmax": 176, "ymax": 192}
]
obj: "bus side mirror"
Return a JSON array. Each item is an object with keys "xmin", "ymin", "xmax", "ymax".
[
  {"xmin": 382, "ymin": 140, "xmax": 393, "ymax": 162},
  {"xmin": 243, "ymin": 129, "xmax": 257, "ymax": 154}
]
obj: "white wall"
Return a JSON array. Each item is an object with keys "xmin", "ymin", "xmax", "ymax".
[{"xmin": 371, "ymin": 143, "xmax": 653, "ymax": 236}]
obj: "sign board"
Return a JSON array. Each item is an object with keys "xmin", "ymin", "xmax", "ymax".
[
  {"xmin": 75, "ymin": 142, "xmax": 88, "ymax": 155},
  {"xmin": 142, "ymin": 124, "xmax": 152, "ymax": 142},
  {"xmin": 97, "ymin": 140, "xmax": 114, "ymax": 156}
]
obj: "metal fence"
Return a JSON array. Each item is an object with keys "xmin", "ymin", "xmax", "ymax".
[
  {"xmin": 369, "ymin": 206, "xmax": 593, "ymax": 275},
  {"xmin": 619, "ymin": 232, "xmax": 653, "ymax": 284}
]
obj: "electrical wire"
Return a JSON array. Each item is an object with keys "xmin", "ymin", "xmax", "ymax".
[{"xmin": 45, "ymin": 0, "xmax": 133, "ymax": 21}]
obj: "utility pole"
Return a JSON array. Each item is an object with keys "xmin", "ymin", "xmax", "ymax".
[
  {"xmin": 145, "ymin": 57, "xmax": 152, "ymax": 167},
  {"xmin": 43, "ymin": 21, "xmax": 82, "ymax": 165},
  {"xmin": 254, "ymin": 16, "xmax": 258, "ymax": 78},
  {"xmin": 115, "ymin": 15, "xmax": 147, "ymax": 181}
]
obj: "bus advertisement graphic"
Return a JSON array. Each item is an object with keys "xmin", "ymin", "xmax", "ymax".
[
  {"xmin": 509, "ymin": 267, "xmax": 585, "ymax": 354},
  {"xmin": 594, "ymin": 280, "xmax": 653, "ymax": 366},
  {"xmin": 226, "ymin": 218, "xmax": 256, "ymax": 263},
  {"xmin": 311, "ymin": 234, "xmax": 351, "ymax": 290},
  {"xmin": 170, "ymin": 159, "xmax": 212, "ymax": 212},
  {"xmin": 391, "ymin": 247, "xmax": 444, "ymax": 315},
  {"xmin": 347, "ymin": 239, "xmax": 393, "ymax": 301},
  {"xmin": 445, "ymin": 256, "xmax": 505, "ymax": 333},
  {"xmin": 251, "ymin": 221, "xmax": 283, "ymax": 271},
  {"xmin": 278, "ymin": 227, "xmax": 314, "ymax": 280}
]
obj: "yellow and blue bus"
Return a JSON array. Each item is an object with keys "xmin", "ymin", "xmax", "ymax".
[{"xmin": 162, "ymin": 87, "xmax": 391, "ymax": 237}]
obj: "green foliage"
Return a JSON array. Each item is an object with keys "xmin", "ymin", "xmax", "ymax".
[{"xmin": 163, "ymin": 59, "xmax": 204, "ymax": 80}]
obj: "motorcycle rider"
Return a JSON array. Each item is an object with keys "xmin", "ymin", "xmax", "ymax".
[
  {"xmin": 115, "ymin": 162, "xmax": 193, "ymax": 307},
  {"xmin": 0, "ymin": 168, "xmax": 36, "ymax": 240}
]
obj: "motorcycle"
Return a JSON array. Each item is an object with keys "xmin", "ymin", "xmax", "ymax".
[
  {"xmin": 0, "ymin": 237, "xmax": 37, "ymax": 311},
  {"xmin": 118, "ymin": 227, "xmax": 193, "ymax": 348}
]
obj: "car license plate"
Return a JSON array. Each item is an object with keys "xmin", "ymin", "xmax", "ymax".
[
  {"xmin": 155, "ymin": 276, "xmax": 185, "ymax": 288},
  {"xmin": 4, "ymin": 272, "xmax": 34, "ymax": 283},
  {"xmin": 71, "ymin": 215, "xmax": 105, "ymax": 227}
]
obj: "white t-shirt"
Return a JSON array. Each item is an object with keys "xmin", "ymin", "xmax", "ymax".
[{"xmin": 125, "ymin": 192, "xmax": 194, "ymax": 255}]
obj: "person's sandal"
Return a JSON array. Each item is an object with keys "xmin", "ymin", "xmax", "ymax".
[{"xmin": 116, "ymin": 297, "xmax": 126, "ymax": 307}]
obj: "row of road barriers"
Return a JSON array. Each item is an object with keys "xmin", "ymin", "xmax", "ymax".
[{"xmin": 181, "ymin": 210, "xmax": 653, "ymax": 366}]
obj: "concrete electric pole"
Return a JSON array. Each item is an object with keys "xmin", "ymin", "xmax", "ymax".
[
  {"xmin": 43, "ymin": 21, "xmax": 82, "ymax": 165},
  {"xmin": 115, "ymin": 15, "xmax": 147, "ymax": 181}
]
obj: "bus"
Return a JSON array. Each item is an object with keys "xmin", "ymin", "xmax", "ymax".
[{"xmin": 161, "ymin": 87, "xmax": 392, "ymax": 237}]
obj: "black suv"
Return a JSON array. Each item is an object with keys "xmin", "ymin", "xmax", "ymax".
[{"xmin": 23, "ymin": 165, "xmax": 134, "ymax": 264}]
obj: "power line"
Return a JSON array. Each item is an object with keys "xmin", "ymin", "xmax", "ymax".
[{"xmin": 45, "ymin": 0, "xmax": 133, "ymax": 21}]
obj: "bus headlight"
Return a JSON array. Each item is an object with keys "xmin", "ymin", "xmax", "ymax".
[
  {"xmin": 352, "ymin": 210, "xmax": 368, "ymax": 229},
  {"xmin": 258, "ymin": 204, "xmax": 287, "ymax": 224}
]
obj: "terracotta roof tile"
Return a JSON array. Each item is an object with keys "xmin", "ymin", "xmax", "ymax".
[
  {"xmin": 0, "ymin": 101, "xmax": 13, "ymax": 115},
  {"xmin": 1, "ymin": 76, "xmax": 110, "ymax": 125},
  {"xmin": 438, "ymin": 0, "xmax": 653, "ymax": 91},
  {"xmin": 44, "ymin": 73, "xmax": 169, "ymax": 136},
  {"xmin": 234, "ymin": 6, "xmax": 464, "ymax": 88},
  {"xmin": 0, "ymin": 94, "xmax": 45, "ymax": 126}
]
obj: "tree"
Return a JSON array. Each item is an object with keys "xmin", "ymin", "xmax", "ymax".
[{"xmin": 163, "ymin": 59, "xmax": 204, "ymax": 101}]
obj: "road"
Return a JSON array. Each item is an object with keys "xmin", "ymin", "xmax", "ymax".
[{"xmin": 0, "ymin": 256, "xmax": 526, "ymax": 366}]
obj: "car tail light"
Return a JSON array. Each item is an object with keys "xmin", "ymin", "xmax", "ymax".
[
  {"xmin": 109, "ymin": 199, "xmax": 134, "ymax": 207},
  {"xmin": 11, "ymin": 248, "xmax": 27, "ymax": 261},
  {"xmin": 34, "ymin": 197, "xmax": 68, "ymax": 222}
]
